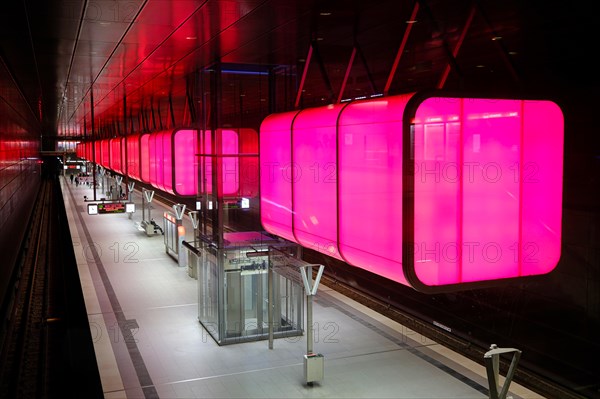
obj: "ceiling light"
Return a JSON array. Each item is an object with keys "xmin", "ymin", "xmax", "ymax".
[
  {"xmin": 476, "ymin": 65, "xmax": 485, "ymax": 68},
  {"xmin": 319, "ymin": 12, "xmax": 332, "ymax": 16},
  {"xmin": 492, "ymin": 36, "xmax": 502, "ymax": 41}
]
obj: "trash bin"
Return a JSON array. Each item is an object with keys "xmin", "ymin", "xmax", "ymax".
[{"xmin": 304, "ymin": 353, "xmax": 324, "ymax": 384}]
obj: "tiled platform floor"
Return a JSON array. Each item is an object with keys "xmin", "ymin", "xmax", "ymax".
[{"xmin": 61, "ymin": 176, "xmax": 544, "ymax": 399}]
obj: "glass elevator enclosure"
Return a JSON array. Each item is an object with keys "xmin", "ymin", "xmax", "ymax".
[{"xmin": 195, "ymin": 231, "xmax": 304, "ymax": 345}]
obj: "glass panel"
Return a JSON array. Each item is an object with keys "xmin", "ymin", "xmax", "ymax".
[
  {"xmin": 521, "ymin": 100, "xmax": 563, "ymax": 275},
  {"xmin": 239, "ymin": 128, "xmax": 259, "ymax": 198},
  {"xmin": 162, "ymin": 131, "xmax": 173, "ymax": 194},
  {"xmin": 110, "ymin": 138, "xmax": 122, "ymax": 173},
  {"xmin": 204, "ymin": 130, "xmax": 240, "ymax": 196},
  {"xmin": 461, "ymin": 99, "xmax": 520, "ymax": 282},
  {"xmin": 225, "ymin": 271, "xmax": 242, "ymax": 338},
  {"xmin": 292, "ymin": 105, "xmax": 345, "ymax": 260},
  {"xmin": 413, "ymin": 98, "xmax": 461, "ymax": 285},
  {"xmin": 140, "ymin": 133, "xmax": 150, "ymax": 183},
  {"xmin": 173, "ymin": 129, "xmax": 198, "ymax": 196},
  {"xmin": 101, "ymin": 139, "xmax": 110, "ymax": 167},
  {"xmin": 412, "ymin": 97, "xmax": 563, "ymax": 286},
  {"xmin": 338, "ymin": 96, "xmax": 410, "ymax": 285},
  {"xmin": 259, "ymin": 111, "xmax": 298, "ymax": 241},
  {"xmin": 198, "ymin": 247, "xmax": 220, "ymax": 342},
  {"xmin": 148, "ymin": 133, "xmax": 158, "ymax": 188},
  {"xmin": 127, "ymin": 135, "xmax": 140, "ymax": 180}
]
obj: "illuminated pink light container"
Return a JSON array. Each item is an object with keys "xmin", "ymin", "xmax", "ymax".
[
  {"xmin": 94, "ymin": 140, "xmax": 102, "ymax": 165},
  {"xmin": 143, "ymin": 129, "xmax": 196, "ymax": 195},
  {"xmin": 259, "ymin": 92, "xmax": 564, "ymax": 292},
  {"xmin": 126, "ymin": 134, "xmax": 141, "ymax": 181},
  {"xmin": 101, "ymin": 139, "xmax": 110, "ymax": 167},
  {"xmin": 87, "ymin": 142, "xmax": 93, "ymax": 161},
  {"xmin": 148, "ymin": 130, "xmax": 173, "ymax": 193},
  {"xmin": 173, "ymin": 129, "xmax": 198, "ymax": 196},
  {"xmin": 140, "ymin": 133, "xmax": 150, "ymax": 183},
  {"xmin": 76, "ymin": 143, "xmax": 83, "ymax": 159},
  {"xmin": 201, "ymin": 129, "xmax": 259, "ymax": 197},
  {"xmin": 109, "ymin": 138, "xmax": 122, "ymax": 173}
]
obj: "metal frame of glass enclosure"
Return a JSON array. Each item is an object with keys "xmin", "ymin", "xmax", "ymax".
[{"xmin": 194, "ymin": 231, "xmax": 304, "ymax": 345}]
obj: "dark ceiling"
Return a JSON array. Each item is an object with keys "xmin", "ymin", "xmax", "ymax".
[{"xmin": 0, "ymin": 0, "xmax": 594, "ymax": 142}]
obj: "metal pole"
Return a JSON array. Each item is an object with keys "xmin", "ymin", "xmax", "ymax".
[
  {"xmin": 490, "ymin": 344, "xmax": 499, "ymax": 389},
  {"xmin": 268, "ymin": 262, "xmax": 274, "ymax": 350},
  {"xmin": 306, "ymin": 265, "xmax": 313, "ymax": 355},
  {"xmin": 142, "ymin": 188, "xmax": 146, "ymax": 222}
]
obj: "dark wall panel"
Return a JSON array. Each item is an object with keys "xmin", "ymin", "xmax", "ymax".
[{"xmin": 0, "ymin": 58, "xmax": 41, "ymax": 320}]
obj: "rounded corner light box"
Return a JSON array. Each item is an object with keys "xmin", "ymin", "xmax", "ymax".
[{"xmin": 259, "ymin": 91, "xmax": 564, "ymax": 293}]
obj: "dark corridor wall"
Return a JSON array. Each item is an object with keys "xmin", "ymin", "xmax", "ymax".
[{"xmin": 0, "ymin": 58, "xmax": 41, "ymax": 321}]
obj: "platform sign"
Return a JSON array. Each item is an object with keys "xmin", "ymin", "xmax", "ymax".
[
  {"xmin": 88, "ymin": 202, "xmax": 135, "ymax": 215},
  {"xmin": 223, "ymin": 198, "xmax": 250, "ymax": 210}
]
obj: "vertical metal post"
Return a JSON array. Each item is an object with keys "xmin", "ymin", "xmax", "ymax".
[
  {"xmin": 268, "ymin": 261, "xmax": 274, "ymax": 349},
  {"xmin": 484, "ymin": 345, "xmax": 521, "ymax": 399},
  {"xmin": 490, "ymin": 344, "xmax": 499, "ymax": 385},
  {"xmin": 210, "ymin": 62, "xmax": 224, "ymax": 248},
  {"xmin": 90, "ymin": 88, "xmax": 97, "ymax": 201},
  {"xmin": 306, "ymin": 265, "xmax": 313, "ymax": 355},
  {"xmin": 128, "ymin": 182, "xmax": 135, "ymax": 219},
  {"xmin": 141, "ymin": 188, "xmax": 146, "ymax": 222}
]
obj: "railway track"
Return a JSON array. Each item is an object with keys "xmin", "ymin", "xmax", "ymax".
[
  {"xmin": 0, "ymin": 180, "xmax": 52, "ymax": 398},
  {"xmin": 0, "ymin": 177, "xmax": 103, "ymax": 399}
]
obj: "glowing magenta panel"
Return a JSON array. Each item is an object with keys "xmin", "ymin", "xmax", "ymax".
[
  {"xmin": 520, "ymin": 101, "xmax": 563, "ymax": 274},
  {"xmin": 238, "ymin": 128, "xmax": 259, "ymax": 197},
  {"xmin": 259, "ymin": 111, "xmax": 298, "ymax": 242},
  {"xmin": 337, "ymin": 97, "xmax": 409, "ymax": 285},
  {"xmin": 260, "ymin": 93, "xmax": 563, "ymax": 293},
  {"xmin": 110, "ymin": 138, "xmax": 122, "ymax": 173},
  {"xmin": 162, "ymin": 131, "xmax": 173, "ymax": 194},
  {"xmin": 412, "ymin": 97, "xmax": 563, "ymax": 288},
  {"xmin": 203, "ymin": 130, "xmax": 239, "ymax": 196},
  {"xmin": 174, "ymin": 129, "xmax": 198, "ymax": 196},
  {"xmin": 85, "ymin": 142, "xmax": 92, "ymax": 160},
  {"xmin": 126, "ymin": 135, "xmax": 141, "ymax": 180},
  {"xmin": 140, "ymin": 133, "xmax": 150, "ymax": 183},
  {"xmin": 148, "ymin": 131, "xmax": 172, "ymax": 192},
  {"xmin": 148, "ymin": 133, "xmax": 160, "ymax": 188},
  {"xmin": 101, "ymin": 139, "xmax": 110, "ymax": 167},
  {"xmin": 293, "ymin": 105, "xmax": 345, "ymax": 260},
  {"xmin": 94, "ymin": 141, "xmax": 102, "ymax": 164}
]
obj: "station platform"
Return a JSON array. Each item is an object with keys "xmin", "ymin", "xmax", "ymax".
[{"xmin": 60, "ymin": 176, "xmax": 544, "ymax": 399}]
